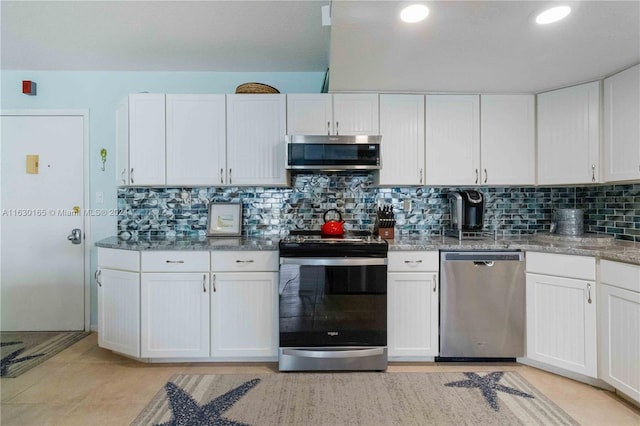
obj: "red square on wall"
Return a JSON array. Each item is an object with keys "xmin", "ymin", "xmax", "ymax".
[{"xmin": 22, "ymin": 80, "xmax": 37, "ymax": 95}]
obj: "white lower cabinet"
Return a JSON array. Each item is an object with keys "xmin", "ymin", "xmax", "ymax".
[
  {"xmin": 525, "ymin": 252, "xmax": 597, "ymax": 378},
  {"xmin": 387, "ymin": 251, "xmax": 439, "ymax": 360},
  {"xmin": 97, "ymin": 248, "xmax": 141, "ymax": 358},
  {"xmin": 141, "ymin": 272, "xmax": 210, "ymax": 358},
  {"xmin": 599, "ymin": 260, "xmax": 640, "ymax": 404},
  {"xmin": 211, "ymin": 250, "xmax": 279, "ymax": 360},
  {"xmin": 210, "ymin": 272, "xmax": 278, "ymax": 359}
]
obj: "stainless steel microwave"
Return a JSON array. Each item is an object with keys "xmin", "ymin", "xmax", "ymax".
[{"xmin": 286, "ymin": 135, "xmax": 382, "ymax": 170}]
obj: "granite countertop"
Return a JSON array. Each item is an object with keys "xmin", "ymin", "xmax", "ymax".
[
  {"xmin": 95, "ymin": 233, "xmax": 640, "ymax": 265},
  {"xmin": 95, "ymin": 236, "xmax": 280, "ymax": 251}
]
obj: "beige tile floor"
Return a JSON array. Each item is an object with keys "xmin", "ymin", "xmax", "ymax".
[{"xmin": 1, "ymin": 333, "xmax": 639, "ymax": 425}]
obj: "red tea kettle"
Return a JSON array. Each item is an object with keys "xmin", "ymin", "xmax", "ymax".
[{"xmin": 321, "ymin": 209, "xmax": 344, "ymax": 236}]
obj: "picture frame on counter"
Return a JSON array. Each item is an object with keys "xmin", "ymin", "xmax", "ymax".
[{"xmin": 207, "ymin": 203, "xmax": 242, "ymax": 236}]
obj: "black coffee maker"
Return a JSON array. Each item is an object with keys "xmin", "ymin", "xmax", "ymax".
[{"xmin": 449, "ymin": 190, "xmax": 485, "ymax": 231}]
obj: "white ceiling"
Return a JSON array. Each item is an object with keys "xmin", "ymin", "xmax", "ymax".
[{"xmin": 1, "ymin": 0, "xmax": 639, "ymax": 93}]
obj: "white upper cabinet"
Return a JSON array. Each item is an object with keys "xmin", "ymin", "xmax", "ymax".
[
  {"xmin": 425, "ymin": 95, "xmax": 480, "ymax": 185},
  {"xmin": 286, "ymin": 94, "xmax": 333, "ymax": 135},
  {"xmin": 537, "ymin": 81, "xmax": 601, "ymax": 185},
  {"xmin": 604, "ymin": 64, "xmax": 640, "ymax": 182},
  {"xmin": 116, "ymin": 93, "xmax": 166, "ymax": 186},
  {"xmin": 286, "ymin": 93, "xmax": 379, "ymax": 135},
  {"xmin": 480, "ymin": 95, "xmax": 535, "ymax": 185},
  {"xmin": 166, "ymin": 94, "xmax": 226, "ymax": 186},
  {"xmin": 378, "ymin": 94, "xmax": 425, "ymax": 186},
  {"xmin": 332, "ymin": 93, "xmax": 379, "ymax": 135},
  {"xmin": 226, "ymin": 94, "xmax": 287, "ymax": 186}
]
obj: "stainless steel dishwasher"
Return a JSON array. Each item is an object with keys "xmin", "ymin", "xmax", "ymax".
[{"xmin": 439, "ymin": 251, "xmax": 525, "ymax": 359}]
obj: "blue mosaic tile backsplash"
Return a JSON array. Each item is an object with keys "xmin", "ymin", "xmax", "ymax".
[{"xmin": 117, "ymin": 174, "xmax": 640, "ymax": 242}]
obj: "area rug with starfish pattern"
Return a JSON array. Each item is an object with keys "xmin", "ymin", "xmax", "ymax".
[
  {"xmin": 131, "ymin": 371, "xmax": 578, "ymax": 426},
  {"xmin": 0, "ymin": 331, "xmax": 90, "ymax": 378}
]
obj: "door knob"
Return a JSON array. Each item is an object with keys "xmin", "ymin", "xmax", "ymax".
[{"xmin": 67, "ymin": 228, "xmax": 82, "ymax": 244}]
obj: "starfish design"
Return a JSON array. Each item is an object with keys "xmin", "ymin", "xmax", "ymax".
[
  {"xmin": 156, "ymin": 378, "xmax": 261, "ymax": 426},
  {"xmin": 444, "ymin": 371, "xmax": 534, "ymax": 411},
  {"xmin": 1, "ymin": 345, "xmax": 45, "ymax": 377}
]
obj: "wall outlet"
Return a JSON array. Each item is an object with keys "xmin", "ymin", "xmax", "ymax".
[
  {"xmin": 96, "ymin": 191, "xmax": 104, "ymax": 204},
  {"xmin": 404, "ymin": 200, "xmax": 411, "ymax": 211}
]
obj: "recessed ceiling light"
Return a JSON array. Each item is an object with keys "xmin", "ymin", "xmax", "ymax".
[
  {"xmin": 535, "ymin": 5, "xmax": 571, "ymax": 25},
  {"xmin": 400, "ymin": 4, "xmax": 430, "ymax": 23}
]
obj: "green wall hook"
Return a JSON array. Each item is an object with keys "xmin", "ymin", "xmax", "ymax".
[{"xmin": 100, "ymin": 148, "xmax": 107, "ymax": 171}]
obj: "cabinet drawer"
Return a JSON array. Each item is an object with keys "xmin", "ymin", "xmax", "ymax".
[
  {"xmin": 388, "ymin": 251, "xmax": 439, "ymax": 272},
  {"xmin": 526, "ymin": 251, "xmax": 595, "ymax": 280},
  {"xmin": 98, "ymin": 248, "xmax": 140, "ymax": 272},
  {"xmin": 601, "ymin": 260, "xmax": 640, "ymax": 293},
  {"xmin": 141, "ymin": 251, "xmax": 209, "ymax": 272},
  {"xmin": 211, "ymin": 251, "xmax": 278, "ymax": 272}
]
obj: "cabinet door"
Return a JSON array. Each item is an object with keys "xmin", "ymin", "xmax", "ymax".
[
  {"xmin": 226, "ymin": 94, "xmax": 287, "ymax": 186},
  {"xmin": 128, "ymin": 94, "xmax": 166, "ymax": 186},
  {"xmin": 115, "ymin": 97, "xmax": 130, "ymax": 186},
  {"xmin": 599, "ymin": 283, "xmax": 640, "ymax": 404},
  {"xmin": 97, "ymin": 268, "xmax": 140, "ymax": 358},
  {"xmin": 526, "ymin": 273, "xmax": 597, "ymax": 377},
  {"xmin": 480, "ymin": 95, "xmax": 535, "ymax": 185},
  {"xmin": 537, "ymin": 81, "xmax": 600, "ymax": 185},
  {"xmin": 387, "ymin": 272, "xmax": 438, "ymax": 359},
  {"xmin": 141, "ymin": 272, "xmax": 209, "ymax": 358},
  {"xmin": 286, "ymin": 94, "xmax": 333, "ymax": 135},
  {"xmin": 378, "ymin": 94, "xmax": 425, "ymax": 186},
  {"xmin": 166, "ymin": 94, "xmax": 226, "ymax": 186},
  {"xmin": 425, "ymin": 95, "xmax": 480, "ymax": 185},
  {"xmin": 332, "ymin": 93, "xmax": 379, "ymax": 135},
  {"xmin": 604, "ymin": 64, "xmax": 640, "ymax": 182},
  {"xmin": 210, "ymin": 272, "xmax": 278, "ymax": 359}
]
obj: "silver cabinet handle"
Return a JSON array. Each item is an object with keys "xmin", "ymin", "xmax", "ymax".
[
  {"xmin": 235, "ymin": 260, "xmax": 255, "ymax": 263},
  {"xmin": 327, "ymin": 121, "xmax": 331, "ymax": 135},
  {"xmin": 130, "ymin": 168, "xmax": 134, "ymax": 184},
  {"xmin": 121, "ymin": 169, "xmax": 126, "ymax": 185},
  {"xmin": 203, "ymin": 274, "xmax": 207, "ymax": 293},
  {"xmin": 220, "ymin": 168, "xmax": 224, "ymax": 184},
  {"xmin": 95, "ymin": 269, "xmax": 102, "ymax": 287},
  {"xmin": 229, "ymin": 168, "xmax": 232, "ymax": 184},
  {"xmin": 335, "ymin": 121, "xmax": 339, "ymax": 135},
  {"xmin": 587, "ymin": 283, "xmax": 592, "ymax": 304},
  {"xmin": 475, "ymin": 168, "xmax": 479, "ymax": 184},
  {"xmin": 212, "ymin": 274, "xmax": 216, "ymax": 292},
  {"xmin": 419, "ymin": 168, "xmax": 423, "ymax": 184},
  {"xmin": 165, "ymin": 260, "xmax": 185, "ymax": 264},
  {"xmin": 404, "ymin": 260, "xmax": 423, "ymax": 264},
  {"xmin": 484, "ymin": 168, "xmax": 488, "ymax": 184},
  {"xmin": 433, "ymin": 274, "xmax": 437, "ymax": 293},
  {"xmin": 591, "ymin": 164, "xmax": 596, "ymax": 182}
]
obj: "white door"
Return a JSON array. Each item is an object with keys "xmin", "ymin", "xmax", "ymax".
[
  {"xmin": 387, "ymin": 272, "xmax": 438, "ymax": 359},
  {"xmin": 425, "ymin": 95, "xmax": 480, "ymax": 185},
  {"xmin": 332, "ymin": 93, "xmax": 380, "ymax": 135},
  {"xmin": 140, "ymin": 272, "xmax": 210, "ymax": 358},
  {"xmin": 480, "ymin": 95, "xmax": 535, "ymax": 185},
  {"xmin": 211, "ymin": 272, "xmax": 278, "ymax": 359},
  {"xmin": 379, "ymin": 94, "xmax": 425, "ymax": 186},
  {"xmin": 226, "ymin": 94, "xmax": 287, "ymax": 186},
  {"xmin": 526, "ymin": 273, "xmax": 597, "ymax": 378},
  {"xmin": 166, "ymin": 94, "xmax": 226, "ymax": 186},
  {"xmin": 1, "ymin": 112, "xmax": 86, "ymax": 331},
  {"xmin": 286, "ymin": 94, "xmax": 333, "ymax": 135}
]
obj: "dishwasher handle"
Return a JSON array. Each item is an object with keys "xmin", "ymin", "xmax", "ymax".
[{"xmin": 441, "ymin": 251, "xmax": 525, "ymax": 262}]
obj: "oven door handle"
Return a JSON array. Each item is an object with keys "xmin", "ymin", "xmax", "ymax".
[
  {"xmin": 280, "ymin": 258, "xmax": 388, "ymax": 266},
  {"xmin": 281, "ymin": 348, "xmax": 385, "ymax": 359}
]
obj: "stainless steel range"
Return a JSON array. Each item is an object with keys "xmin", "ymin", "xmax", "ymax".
[{"xmin": 278, "ymin": 231, "xmax": 388, "ymax": 371}]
